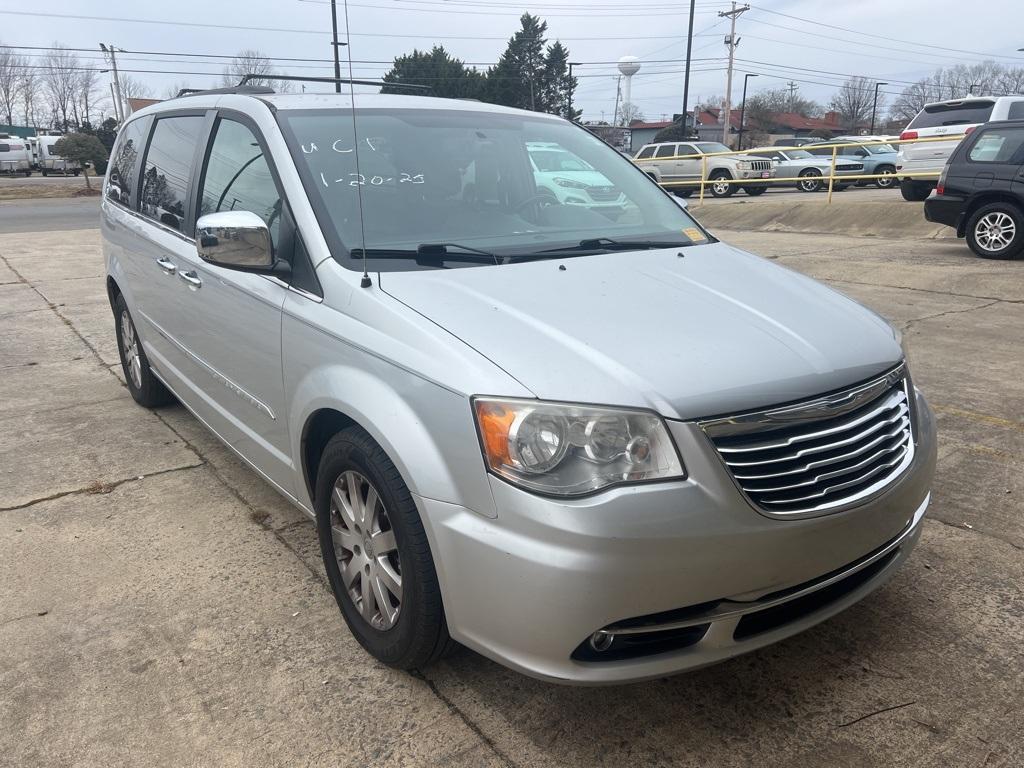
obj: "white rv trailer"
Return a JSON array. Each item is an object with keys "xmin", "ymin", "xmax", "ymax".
[
  {"xmin": 36, "ymin": 135, "xmax": 81, "ymax": 175},
  {"xmin": 0, "ymin": 134, "xmax": 33, "ymax": 175}
]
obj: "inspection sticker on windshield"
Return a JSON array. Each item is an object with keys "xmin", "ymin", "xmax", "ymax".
[{"xmin": 683, "ymin": 227, "xmax": 706, "ymax": 242}]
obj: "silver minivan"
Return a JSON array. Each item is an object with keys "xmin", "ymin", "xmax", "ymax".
[{"xmin": 102, "ymin": 87, "xmax": 936, "ymax": 685}]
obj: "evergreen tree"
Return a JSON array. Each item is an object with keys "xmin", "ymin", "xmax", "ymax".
[
  {"xmin": 487, "ymin": 14, "xmax": 548, "ymax": 111},
  {"xmin": 381, "ymin": 46, "xmax": 485, "ymax": 99},
  {"xmin": 542, "ymin": 41, "xmax": 578, "ymax": 120}
]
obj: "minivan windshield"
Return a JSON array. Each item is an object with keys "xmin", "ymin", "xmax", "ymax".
[{"xmin": 278, "ymin": 108, "xmax": 707, "ymax": 271}]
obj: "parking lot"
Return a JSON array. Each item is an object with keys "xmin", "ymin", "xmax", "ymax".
[{"xmin": 1, "ymin": 199, "xmax": 1022, "ymax": 767}]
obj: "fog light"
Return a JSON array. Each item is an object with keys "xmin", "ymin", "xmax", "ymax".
[{"xmin": 589, "ymin": 630, "xmax": 614, "ymax": 652}]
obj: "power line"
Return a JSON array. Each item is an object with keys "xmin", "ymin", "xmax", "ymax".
[
  {"xmin": 298, "ymin": 0, "xmax": 731, "ymax": 16},
  {"xmin": 747, "ymin": 3, "xmax": 1024, "ymax": 63}
]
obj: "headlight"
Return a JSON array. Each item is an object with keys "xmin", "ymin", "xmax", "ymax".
[
  {"xmin": 738, "ymin": 161, "xmax": 753, "ymax": 170},
  {"xmin": 473, "ymin": 398, "xmax": 685, "ymax": 496},
  {"xmin": 554, "ymin": 176, "xmax": 589, "ymax": 189}
]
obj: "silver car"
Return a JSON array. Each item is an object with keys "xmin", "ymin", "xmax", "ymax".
[
  {"xmin": 102, "ymin": 87, "xmax": 936, "ymax": 685},
  {"xmin": 748, "ymin": 147, "xmax": 863, "ymax": 192}
]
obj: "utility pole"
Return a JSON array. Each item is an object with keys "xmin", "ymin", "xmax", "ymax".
[
  {"xmin": 330, "ymin": 0, "xmax": 342, "ymax": 93},
  {"xmin": 719, "ymin": 2, "xmax": 749, "ymax": 145},
  {"xmin": 100, "ymin": 44, "xmax": 125, "ymax": 122},
  {"xmin": 786, "ymin": 81, "xmax": 798, "ymax": 112},
  {"xmin": 612, "ymin": 75, "xmax": 622, "ymax": 126},
  {"xmin": 680, "ymin": 0, "xmax": 697, "ymax": 138}
]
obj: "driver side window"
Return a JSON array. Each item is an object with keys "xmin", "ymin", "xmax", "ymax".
[{"xmin": 198, "ymin": 118, "xmax": 282, "ymax": 250}]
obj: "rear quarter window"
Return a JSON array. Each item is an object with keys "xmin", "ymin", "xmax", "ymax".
[
  {"xmin": 967, "ymin": 127, "xmax": 1024, "ymax": 164},
  {"xmin": 908, "ymin": 101, "xmax": 995, "ymax": 129},
  {"xmin": 106, "ymin": 119, "xmax": 150, "ymax": 207}
]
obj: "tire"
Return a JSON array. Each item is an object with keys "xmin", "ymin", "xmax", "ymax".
[
  {"xmin": 743, "ymin": 186, "xmax": 767, "ymax": 196},
  {"xmin": 965, "ymin": 202, "xmax": 1024, "ymax": 260},
  {"xmin": 315, "ymin": 426, "xmax": 452, "ymax": 670},
  {"xmin": 900, "ymin": 180, "xmax": 932, "ymax": 202},
  {"xmin": 797, "ymin": 169, "xmax": 822, "ymax": 193},
  {"xmin": 708, "ymin": 170, "xmax": 735, "ymax": 198},
  {"xmin": 41, "ymin": 169, "xmax": 48, "ymax": 177},
  {"xmin": 73, "ymin": 169, "xmax": 80, "ymax": 176},
  {"xmin": 673, "ymin": 188, "xmax": 693, "ymax": 199},
  {"xmin": 113, "ymin": 294, "xmax": 174, "ymax": 407},
  {"xmin": 874, "ymin": 165, "xmax": 896, "ymax": 189}
]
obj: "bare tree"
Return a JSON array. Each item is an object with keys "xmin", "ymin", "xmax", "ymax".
[
  {"xmin": 20, "ymin": 67, "xmax": 37, "ymax": 126},
  {"xmin": 162, "ymin": 81, "xmax": 192, "ymax": 100},
  {"xmin": 43, "ymin": 43, "xmax": 80, "ymax": 131},
  {"xmin": 828, "ymin": 76, "xmax": 876, "ymax": 133},
  {"xmin": 77, "ymin": 68, "xmax": 104, "ymax": 127},
  {"xmin": 617, "ymin": 102, "xmax": 644, "ymax": 126},
  {"xmin": 220, "ymin": 49, "xmax": 290, "ymax": 90},
  {"xmin": 0, "ymin": 45, "xmax": 23, "ymax": 124},
  {"xmin": 117, "ymin": 74, "xmax": 153, "ymax": 115},
  {"xmin": 890, "ymin": 61, "xmax": 1024, "ymax": 124}
]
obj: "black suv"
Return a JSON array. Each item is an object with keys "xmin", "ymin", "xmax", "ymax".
[{"xmin": 924, "ymin": 120, "xmax": 1024, "ymax": 259}]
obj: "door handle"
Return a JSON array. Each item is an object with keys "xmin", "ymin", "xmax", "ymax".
[
  {"xmin": 156, "ymin": 257, "xmax": 176, "ymax": 275},
  {"xmin": 178, "ymin": 270, "xmax": 202, "ymax": 289}
]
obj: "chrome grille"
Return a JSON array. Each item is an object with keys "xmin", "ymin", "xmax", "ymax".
[
  {"xmin": 586, "ymin": 186, "xmax": 620, "ymax": 201},
  {"xmin": 700, "ymin": 366, "xmax": 914, "ymax": 516},
  {"xmin": 749, "ymin": 159, "xmax": 772, "ymax": 172}
]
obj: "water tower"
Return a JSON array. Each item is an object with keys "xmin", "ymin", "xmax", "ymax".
[{"xmin": 617, "ymin": 56, "xmax": 641, "ymax": 116}]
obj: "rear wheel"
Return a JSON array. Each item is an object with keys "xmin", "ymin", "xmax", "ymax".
[
  {"xmin": 316, "ymin": 426, "xmax": 452, "ymax": 669},
  {"xmin": 965, "ymin": 203, "xmax": 1024, "ymax": 260},
  {"xmin": 797, "ymin": 169, "xmax": 822, "ymax": 193},
  {"xmin": 113, "ymin": 294, "xmax": 174, "ymax": 408},
  {"xmin": 673, "ymin": 188, "xmax": 694, "ymax": 198},
  {"xmin": 708, "ymin": 170, "xmax": 735, "ymax": 198},
  {"xmin": 900, "ymin": 180, "xmax": 932, "ymax": 201}
]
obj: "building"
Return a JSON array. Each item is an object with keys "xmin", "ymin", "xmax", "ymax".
[
  {"xmin": 627, "ymin": 120, "xmax": 675, "ymax": 154},
  {"xmin": 0, "ymin": 124, "xmax": 37, "ymax": 139},
  {"xmin": 127, "ymin": 98, "xmax": 162, "ymax": 115}
]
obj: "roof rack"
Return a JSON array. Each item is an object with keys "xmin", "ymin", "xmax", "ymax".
[
  {"xmin": 238, "ymin": 74, "xmax": 432, "ymax": 94},
  {"xmin": 176, "ymin": 84, "xmax": 275, "ymax": 99}
]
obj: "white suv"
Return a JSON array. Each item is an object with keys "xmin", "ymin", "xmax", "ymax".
[
  {"xmin": 897, "ymin": 96, "xmax": 1024, "ymax": 201},
  {"xmin": 526, "ymin": 141, "xmax": 628, "ymax": 213}
]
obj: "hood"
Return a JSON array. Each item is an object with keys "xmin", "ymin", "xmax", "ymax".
[
  {"xmin": 378, "ymin": 243, "xmax": 902, "ymax": 420},
  {"xmin": 541, "ymin": 170, "xmax": 615, "ymax": 188}
]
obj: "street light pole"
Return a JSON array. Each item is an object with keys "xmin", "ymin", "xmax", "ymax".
[
  {"xmin": 869, "ymin": 81, "xmax": 888, "ymax": 134},
  {"xmin": 680, "ymin": 0, "xmax": 696, "ymax": 138},
  {"xmin": 568, "ymin": 62, "xmax": 580, "ymax": 121},
  {"xmin": 737, "ymin": 73, "xmax": 757, "ymax": 150}
]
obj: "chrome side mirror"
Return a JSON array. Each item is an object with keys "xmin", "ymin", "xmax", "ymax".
[{"xmin": 196, "ymin": 211, "xmax": 273, "ymax": 270}]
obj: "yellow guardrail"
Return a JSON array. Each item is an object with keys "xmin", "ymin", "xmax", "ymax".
[{"xmin": 633, "ymin": 134, "xmax": 966, "ymax": 205}]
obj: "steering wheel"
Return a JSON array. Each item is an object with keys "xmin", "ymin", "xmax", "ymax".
[{"xmin": 514, "ymin": 192, "xmax": 561, "ymax": 214}]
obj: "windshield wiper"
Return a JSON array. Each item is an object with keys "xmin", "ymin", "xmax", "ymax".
[
  {"xmin": 350, "ymin": 242, "xmax": 499, "ymax": 264},
  {"xmin": 533, "ymin": 236, "xmax": 697, "ymax": 254}
]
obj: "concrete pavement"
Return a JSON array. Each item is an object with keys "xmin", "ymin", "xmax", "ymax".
[{"xmin": 1, "ymin": 220, "xmax": 1022, "ymax": 767}]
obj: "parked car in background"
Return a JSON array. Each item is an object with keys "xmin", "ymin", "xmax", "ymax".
[
  {"xmin": 633, "ymin": 140, "xmax": 775, "ymax": 197},
  {"xmin": 0, "ymin": 134, "xmax": 32, "ymax": 176},
  {"xmin": 36, "ymin": 135, "xmax": 81, "ymax": 176},
  {"xmin": 102, "ymin": 87, "xmax": 934, "ymax": 684},
  {"xmin": 924, "ymin": 119, "xmax": 1024, "ymax": 259},
  {"xmin": 771, "ymin": 137, "xmax": 823, "ymax": 148},
  {"xmin": 527, "ymin": 141, "xmax": 628, "ymax": 215},
  {"xmin": 807, "ymin": 137, "xmax": 899, "ymax": 189},
  {"xmin": 897, "ymin": 97, "xmax": 1024, "ymax": 201},
  {"xmin": 748, "ymin": 147, "xmax": 861, "ymax": 192}
]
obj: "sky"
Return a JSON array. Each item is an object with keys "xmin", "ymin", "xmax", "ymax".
[{"xmin": 2, "ymin": 0, "xmax": 1023, "ymax": 124}]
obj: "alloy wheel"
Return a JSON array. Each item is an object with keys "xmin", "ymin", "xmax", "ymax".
[
  {"xmin": 974, "ymin": 212, "xmax": 1016, "ymax": 253},
  {"xmin": 711, "ymin": 180, "xmax": 730, "ymax": 196},
  {"xmin": 329, "ymin": 470, "xmax": 403, "ymax": 630},
  {"xmin": 120, "ymin": 310, "xmax": 142, "ymax": 389},
  {"xmin": 876, "ymin": 169, "xmax": 895, "ymax": 188}
]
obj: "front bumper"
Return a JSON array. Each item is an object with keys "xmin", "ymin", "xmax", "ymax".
[
  {"xmin": 421, "ymin": 389, "xmax": 936, "ymax": 684},
  {"xmin": 737, "ymin": 169, "xmax": 775, "ymax": 180}
]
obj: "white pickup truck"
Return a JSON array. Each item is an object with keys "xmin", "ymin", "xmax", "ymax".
[{"xmin": 633, "ymin": 140, "xmax": 775, "ymax": 198}]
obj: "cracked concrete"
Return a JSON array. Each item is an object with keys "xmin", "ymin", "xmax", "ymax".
[{"xmin": 2, "ymin": 220, "xmax": 1023, "ymax": 767}]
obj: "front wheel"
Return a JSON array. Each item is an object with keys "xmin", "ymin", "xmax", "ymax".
[
  {"xmin": 315, "ymin": 427, "xmax": 452, "ymax": 669},
  {"xmin": 965, "ymin": 203, "xmax": 1024, "ymax": 260},
  {"xmin": 797, "ymin": 169, "xmax": 822, "ymax": 193},
  {"xmin": 874, "ymin": 166, "xmax": 896, "ymax": 188},
  {"xmin": 707, "ymin": 170, "xmax": 735, "ymax": 198},
  {"xmin": 743, "ymin": 186, "xmax": 767, "ymax": 196}
]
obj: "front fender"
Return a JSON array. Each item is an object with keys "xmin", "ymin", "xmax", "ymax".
[{"xmin": 287, "ymin": 358, "xmax": 498, "ymax": 519}]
